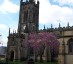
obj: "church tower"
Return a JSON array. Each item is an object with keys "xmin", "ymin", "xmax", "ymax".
[
  {"xmin": 18, "ymin": 0, "xmax": 39, "ymax": 34},
  {"xmin": 6, "ymin": 0, "xmax": 39, "ymax": 61}
]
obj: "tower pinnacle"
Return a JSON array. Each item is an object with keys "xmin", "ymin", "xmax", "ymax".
[
  {"xmin": 59, "ymin": 23, "xmax": 61, "ymax": 28},
  {"xmin": 9, "ymin": 28, "xmax": 10, "ymax": 35},
  {"xmin": 67, "ymin": 22, "xmax": 69, "ymax": 28},
  {"xmin": 51, "ymin": 24, "xmax": 53, "ymax": 28},
  {"xmin": 20, "ymin": 0, "xmax": 23, "ymax": 2},
  {"xmin": 44, "ymin": 25, "xmax": 45, "ymax": 29}
]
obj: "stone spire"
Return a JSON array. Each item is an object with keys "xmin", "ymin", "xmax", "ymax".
[
  {"xmin": 67, "ymin": 22, "xmax": 69, "ymax": 28},
  {"xmin": 37, "ymin": 0, "xmax": 39, "ymax": 4},
  {"xmin": 59, "ymin": 23, "xmax": 61, "ymax": 28},
  {"xmin": 20, "ymin": 0, "xmax": 23, "ymax": 2},
  {"xmin": 44, "ymin": 25, "xmax": 45, "ymax": 29},
  {"xmin": 9, "ymin": 28, "xmax": 10, "ymax": 35},
  {"xmin": 51, "ymin": 24, "xmax": 53, "ymax": 28},
  {"xmin": 43, "ymin": 25, "xmax": 46, "ymax": 31}
]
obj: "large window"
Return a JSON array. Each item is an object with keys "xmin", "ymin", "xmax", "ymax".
[{"xmin": 68, "ymin": 38, "xmax": 73, "ymax": 54}]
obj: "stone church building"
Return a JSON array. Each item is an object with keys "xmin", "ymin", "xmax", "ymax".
[
  {"xmin": 6, "ymin": 0, "xmax": 73, "ymax": 64},
  {"xmin": 6, "ymin": 0, "xmax": 39, "ymax": 61}
]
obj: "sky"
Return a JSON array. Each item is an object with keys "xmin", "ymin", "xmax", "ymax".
[{"xmin": 0, "ymin": 0, "xmax": 73, "ymax": 46}]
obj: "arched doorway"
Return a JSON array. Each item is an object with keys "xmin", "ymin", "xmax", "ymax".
[{"xmin": 10, "ymin": 50, "xmax": 14, "ymax": 61}]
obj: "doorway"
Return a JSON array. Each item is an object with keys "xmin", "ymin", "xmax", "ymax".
[{"xmin": 10, "ymin": 50, "xmax": 14, "ymax": 61}]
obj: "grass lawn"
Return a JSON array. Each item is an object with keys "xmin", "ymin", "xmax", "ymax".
[
  {"xmin": 10, "ymin": 61, "xmax": 57, "ymax": 64},
  {"xmin": 35, "ymin": 61, "xmax": 57, "ymax": 64},
  {"xmin": 0, "ymin": 61, "xmax": 57, "ymax": 64}
]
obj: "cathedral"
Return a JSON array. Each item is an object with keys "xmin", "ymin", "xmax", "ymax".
[{"xmin": 6, "ymin": 0, "xmax": 73, "ymax": 64}]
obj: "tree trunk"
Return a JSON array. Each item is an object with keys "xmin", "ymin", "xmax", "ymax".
[
  {"xmin": 34, "ymin": 49, "xmax": 38, "ymax": 62},
  {"xmin": 40, "ymin": 54, "xmax": 43, "ymax": 62},
  {"xmin": 46, "ymin": 46, "xmax": 51, "ymax": 62},
  {"xmin": 35, "ymin": 54, "xmax": 37, "ymax": 62}
]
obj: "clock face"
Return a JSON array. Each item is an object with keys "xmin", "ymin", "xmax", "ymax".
[{"xmin": 23, "ymin": 25, "xmax": 26, "ymax": 30}]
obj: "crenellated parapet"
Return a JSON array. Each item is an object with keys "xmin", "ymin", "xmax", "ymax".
[
  {"xmin": 8, "ymin": 28, "xmax": 25, "ymax": 39},
  {"xmin": 47, "ymin": 26, "xmax": 73, "ymax": 31},
  {"xmin": 20, "ymin": 0, "xmax": 39, "ymax": 6},
  {"xmin": 39, "ymin": 22, "xmax": 73, "ymax": 39},
  {"xmin": 39, "ymin": 22, "xmax": 73, "ymax": 32}
]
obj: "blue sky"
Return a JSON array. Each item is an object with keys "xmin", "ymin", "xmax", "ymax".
[{"xmin": 0, "ymin": 0, "xmax": 73, "ymax": 46}]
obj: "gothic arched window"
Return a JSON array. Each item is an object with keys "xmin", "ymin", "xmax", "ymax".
[{"xmin": 68, "ymin": 38, "xmax": 73, "ymax": 54}]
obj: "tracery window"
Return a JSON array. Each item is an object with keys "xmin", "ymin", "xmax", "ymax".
[{"xmin": 68, "ymin": 38, "xmax": 73, "ymax": 53}]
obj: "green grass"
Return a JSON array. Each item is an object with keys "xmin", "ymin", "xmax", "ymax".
[
  {"xmin": 8, "ymin": 61, "xmax": 27, "ymax": 64},
  {"xmin": 12, "ymin": 61, "xmax": 57, "ymax": 64},
  {"xmin": 0, "ymin": 61, "xmax": 57, "ymax": 64},
  {"xmin": 35, "ymin": 61, "xmax": 57, "ymax": 64}
]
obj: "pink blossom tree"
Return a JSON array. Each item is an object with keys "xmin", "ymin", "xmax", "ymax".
[{"xmin": 24, "ymin": 32, "xmax": 59, "ymax": 62}]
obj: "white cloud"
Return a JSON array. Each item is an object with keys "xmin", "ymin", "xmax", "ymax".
[
  {"xmin": 0, "ymin": 0, "xmax": 19, "ymax": 14},
  {"xmin": 0, "ymin": 24, "xmax": 8, "ymax": 30},
  {"xmin": 54, "ymin": 0, "xmax": 73, "ymax": 6},
  {"xmin": 39, "ymin": 0, "xmax": 73, "ymax": 27},
  {"xmin": 0, "ymin": 24, "xmax": 8, "ymax": 46}
]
